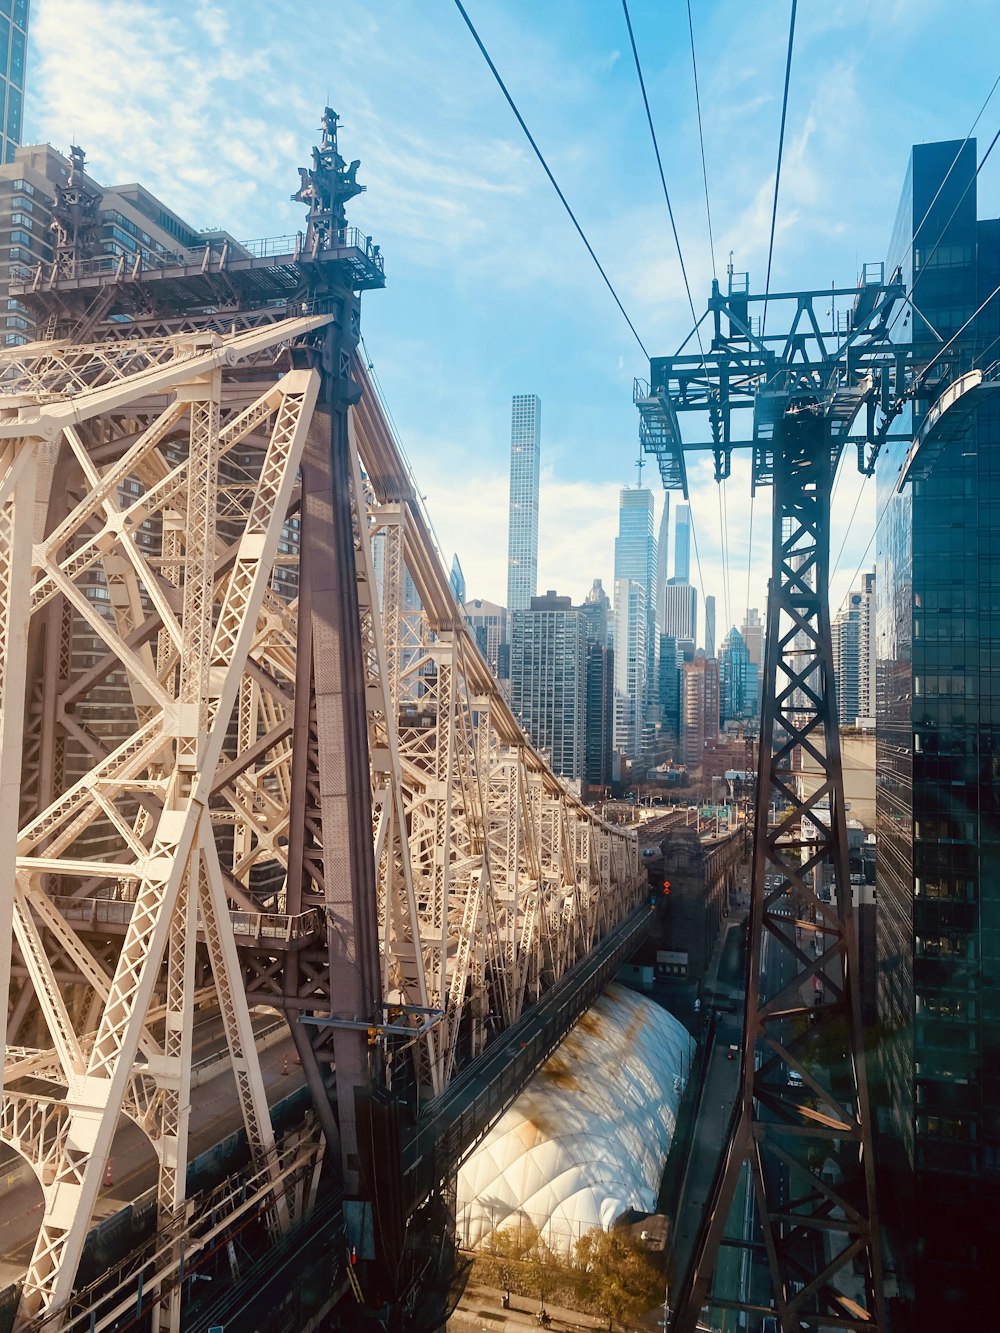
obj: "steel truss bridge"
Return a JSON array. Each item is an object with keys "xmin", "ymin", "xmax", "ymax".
[{"xmin": 0, "ymin": 113, "xmax": 647, "ymax": 1331}]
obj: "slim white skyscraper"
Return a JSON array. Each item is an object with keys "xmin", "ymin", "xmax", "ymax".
[
  {"xmin": 506, "ymin": 394, "xmax": 541, "ymax": 614},
  {"xmin": 613, "ymin": 577, "xmax": 648, "ymax": 760},
  {"xmin": 656, "ymin": 494, "xmax": 670, "ymax": 628},
  {"xmin": 674, "ymin": 504, "xmax": 691, "ymax": 582},
  {"xmin": 705, "ymin": 594, "xmax": 716, "ymax": 658},
  {"xmin": 664, "ymin": 578, "xmax": 697, "ymax": 647}
]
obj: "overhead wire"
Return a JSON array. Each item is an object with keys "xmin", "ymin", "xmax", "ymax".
[
  {"xmin": 761, "ymin": 0, "xmax": 797, "ymax": 336},
  {"xmin": 742, "ymin": 3, "xmax": 797, "ymax": 634},
  {"xmin": 684, "ymin": 0, "xmax": 737, "ymax": 631},
  {"xmin": 452, "ymin": 0, "xmax": 650, "ymax": 359},
  {"xmin": 686, "ymin": 0, "xmax": 716, "ymax": 282},
  {"xmin": 621, "ymin": 0, "xmax": 722, "ymax": 636}
]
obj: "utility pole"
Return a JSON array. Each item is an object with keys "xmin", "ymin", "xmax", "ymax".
[{"xmin": 635, "ymin": 264, "xmax": 915, "ymax": 1331}]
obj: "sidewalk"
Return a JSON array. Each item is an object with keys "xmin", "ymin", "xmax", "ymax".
[{"xmin": 447, "ymin": 1281, "xmax": 618, "ymax": 1332}]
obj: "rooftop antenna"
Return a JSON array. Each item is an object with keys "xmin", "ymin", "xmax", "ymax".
[{"xmin": 635, "ymin": 451, "xmax": 645, "ymax": 487}]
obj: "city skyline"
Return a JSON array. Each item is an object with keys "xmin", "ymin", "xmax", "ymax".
[{"xmin": 22, "ymin": 3, "xmax": 1000, "ymax": 629}]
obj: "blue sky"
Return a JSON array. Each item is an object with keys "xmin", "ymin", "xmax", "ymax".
[{"xmin": 25, "ymin": 0, "xmax": 1000, "ymax": 633}]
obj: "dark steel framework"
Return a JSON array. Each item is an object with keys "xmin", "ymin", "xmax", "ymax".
[{"xmin": 637, "ymin": 269, "xmax": 916, "ymax": 1332}]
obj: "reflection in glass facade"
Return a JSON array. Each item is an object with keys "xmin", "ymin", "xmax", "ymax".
[
  {"xmin": 876, "ymin": 139, "xmax": 1000, "ymax": 1326},
  {"xmin": 0, "ymin": 0, "xmax": 28, "ymax": 164}
]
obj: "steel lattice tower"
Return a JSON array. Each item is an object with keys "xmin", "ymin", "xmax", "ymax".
[{"xmin": 635, "ymin": 268, "xmax": 916, "ymax": 1332}]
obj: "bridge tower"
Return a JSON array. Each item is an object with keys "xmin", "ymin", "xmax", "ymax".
[
  {"xmin": 0, "ymin": 109, "xmax": 649, "ymax": 1330},
  {"xmin": 635, "ymin": 267, "xmax": 917, "ymax": 1332}
]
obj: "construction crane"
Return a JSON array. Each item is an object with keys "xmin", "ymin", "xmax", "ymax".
[{"xmin": 635, "ymin": 263, "xmax": 916, "ymax": 1332}]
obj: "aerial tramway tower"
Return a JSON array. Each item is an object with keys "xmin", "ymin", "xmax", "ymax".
[{"xmin": 635, "ymin": 265, "xmax": 919, "ymax": 1332}]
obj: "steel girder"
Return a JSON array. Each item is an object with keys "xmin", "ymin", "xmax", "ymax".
[
  {"xmin": 350, "ymin": 371, "xmax": 644, "ymax": 1097},
  {"xmin": 0, "ymin": 318, "xmax": 643, "ymax": 1326},
  {"xmin": 1, "ymin": 319, "xmax": 324, "ymax": 1326},
  {"xmin": 674, "ymin": 407, "xmax": 884, "ymax": 1332}
]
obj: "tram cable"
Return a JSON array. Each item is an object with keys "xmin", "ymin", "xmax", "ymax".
[{"xmin": 452, "ymin": 0, "xmax": 650, "ymax": 359}]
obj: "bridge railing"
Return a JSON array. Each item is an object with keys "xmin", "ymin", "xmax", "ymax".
[{"xmin": 49, "ymin": 895, "xmax": 322, "ymax": 942}]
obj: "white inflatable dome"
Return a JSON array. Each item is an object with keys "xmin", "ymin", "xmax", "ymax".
[{"xmin": 457, "ymin": 983, "xmax": 694, "ymax": 1253}]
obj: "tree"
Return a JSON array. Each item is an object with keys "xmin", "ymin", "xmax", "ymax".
[
  {"xmin": 573, "ymin": 1228, "xmax": 661, "ymax": 1331},
  {"xmin": 477, "ymin": 1225, "xmax": 527, "ymax": 1303}
]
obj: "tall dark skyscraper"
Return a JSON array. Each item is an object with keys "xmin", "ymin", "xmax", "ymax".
[
  {"xmin": 658, "ymin": 633, "xmax": 681, "ymax": 756},
  {"xmin": 583, "ymin": 641, "xmax": 614, "ymax": 791},
  {"xmin": 875, "ymin": 138, "xmax": 1000, "ymax": 1326}
]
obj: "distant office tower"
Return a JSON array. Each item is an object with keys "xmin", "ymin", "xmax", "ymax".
[
  {"xmin": 614, "ymin": 486, "xmax": 658, "ymax": 736},
  {"xmin": 741, "ymin": 607, "xmax": 763, "ymax": 666},
  {"xmin": 612, "ymin": 578, "xmax": 647, "ymax": 760},
  {"xmin": 704, "ymin": 595, "xmax": 716, "ymax": 658},
  {"xmin": 718, "ymin": 625, "xmax": 749, "ymax": 722},
  {"xmin": 584, "ymin": 641, "xmax": 614, "ymax": 790},
  {"xmin": 744, "ymin": 661, "xmax": 759, "ymax": 718},
  {"xmin": 658, "ymin": 634, "xmax": 682, "ymax": 755},
  {"xmin": 506, "ymin": 394, "xmax": 541, "ymax": 614},
  {"xmin": 674, "ymin": 503, "xmax": 691, "ymax": 581},
  {"xmin": 463, "ymin": 598, "xmax": 507, "ymax": 677},
  {"xmin": 664, "ymin": 578, "xmax": 697, "ymax": 647},
  {"xmin": 656, "ymin": 494, "xmax": 670, "ymax": 627},
  {"xmin": 833, "ymin": 597, "xmax": 861, "ymax": 725},
  {"xmin": 834, "ymin": 571, "xmax": 876, "ymax": 726},
  {"xmin": 510, "ymin": 591, "xmax": 586, "ymax": 779},
  {"xmin": 580, "ymin": 580, "xmax": 614, "ymax": 789},
  {"xmin": 0, "ymin": 3, "xmax": 28, "ymax": 165},
  {"xmin": 875, "ymin": 138, "xmax": 1000, "ymax": 1325},
  {"xmin": 449, "ymin": 554, "xmax": 466, "ymax": 606},
  {"xmin": 614, "ymin": 488, "xmax": 656, "ymax": 606},
  {"xmin": 859, "ymin": 570, "xmax": 876, "ymax": 720},
  {"xmin": 579, "ymin": 578, "xmax": 611, "ymax": 648},
  {"xmin": 681, "ymin": 654, "xmax": 719, "ymax": 767},
  {"xmin": 741, "ymin": 607, "xmax": 764, "ymax": 716}
]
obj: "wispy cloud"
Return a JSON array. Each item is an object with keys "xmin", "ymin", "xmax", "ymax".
[{"xmin": 25, "ymin": 0, "xmax": 1000, "ymax": 623}]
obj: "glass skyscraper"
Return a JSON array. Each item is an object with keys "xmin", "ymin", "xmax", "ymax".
[
  {"xmin": 673, "ymin": 503, "xmax": 691, "ymax": 582},
  {"xmin": 0, "ymin": 1, "xmax": 27, "ymax": 164},
  {"xmin": 506, "ymin": 393, "xmax": 541, "ymax": 614},
  {"xmin": 614, "ymin": 487, "xmax": 657, "ymax": 753},
  {"xmin": 875, "ymin": 138, "xmax": 1000, "ymax": 1326}
]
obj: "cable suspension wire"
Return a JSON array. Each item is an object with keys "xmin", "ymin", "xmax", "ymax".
[
  {"xmin": 452, "ymin": 0, "xmax": 650, "ymax": 359},
  {"xmin": 761, "ymin": 0, "xmax": 797, "ymax": 336},
  {"xmin": 686, "ymin": 0, "xmax": 716, "ymax": 281},
  {"xmin": 621, "ymin": 0, "xmax": 704, "ymax": 352},
  {"xmin": 620, "ymin": 0, "xmax": 723, "ymax": 638}
]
